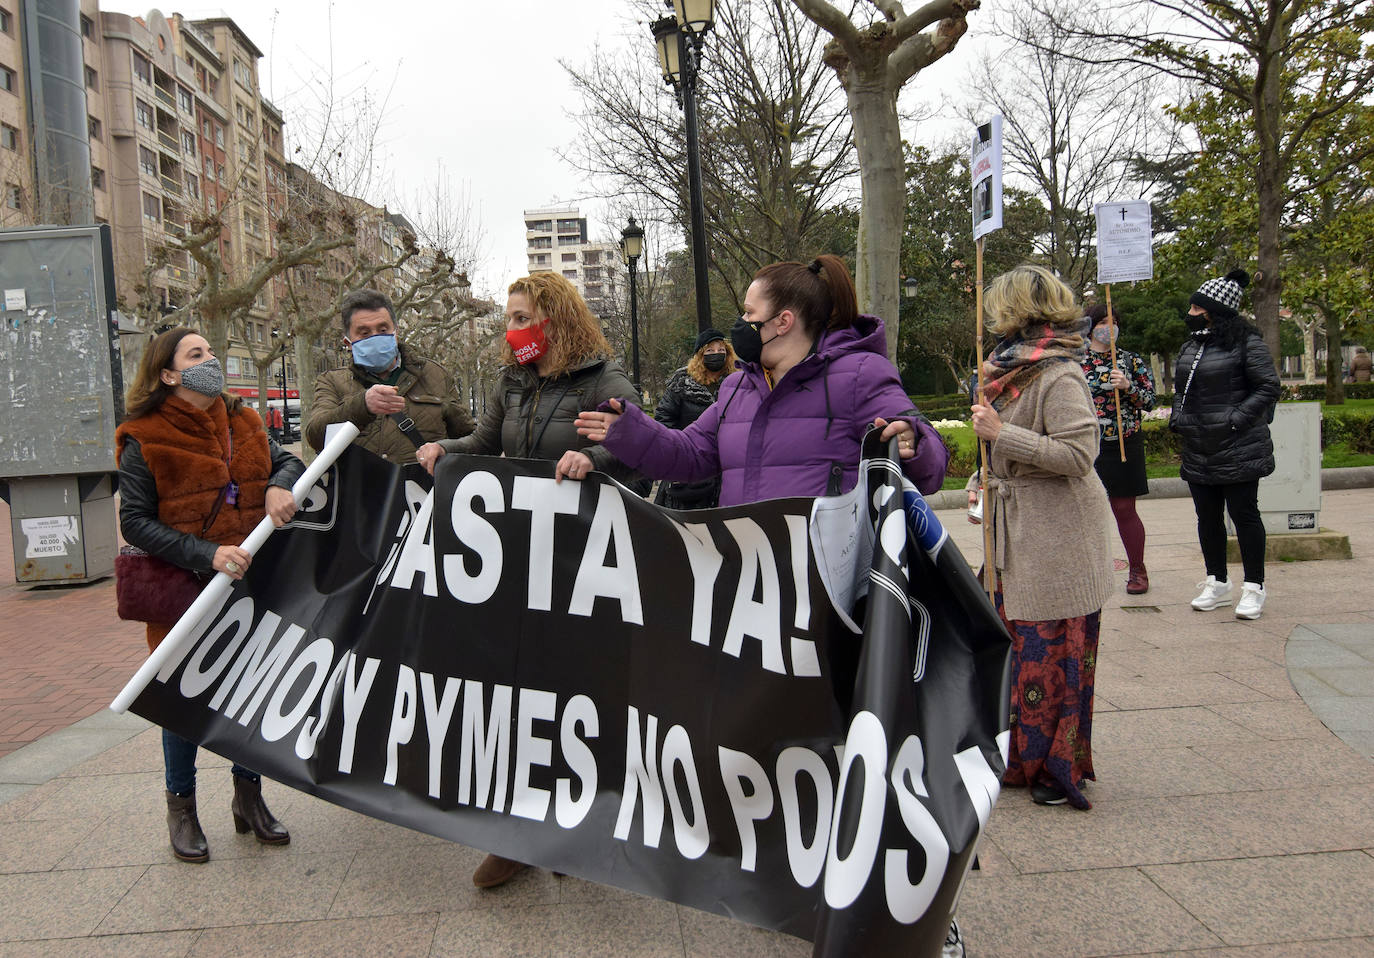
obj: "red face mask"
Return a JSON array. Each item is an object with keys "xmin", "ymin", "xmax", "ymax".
[{"xmin": 506, "ymin": 321, "xmax": 549, "ymax": 365}]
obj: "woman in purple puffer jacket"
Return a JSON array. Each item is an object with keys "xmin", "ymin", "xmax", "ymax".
[{"xmin": 564, "ymin": 254, "xmax": 947, "ymax": 500}]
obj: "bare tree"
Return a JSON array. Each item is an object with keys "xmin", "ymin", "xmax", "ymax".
[
  {"xmin": 563, "ymin": 0, "xmax": 856, "ymax": 316},
  {"xmin": 791, "ymin": 0, "xmax": 982, "ymax": 360},
  {"xmin": 277, "ymin": 165, "xmax": 488, "ymax": 444},
  {"xmin": 967, "ymin": 1, "xmax": 1162, "ymax": 289}
]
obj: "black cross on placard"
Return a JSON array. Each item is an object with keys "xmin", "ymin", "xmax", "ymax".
[{"xmin": 1120, "ymin": 207, "xmax": 1129, "ymax": 221}]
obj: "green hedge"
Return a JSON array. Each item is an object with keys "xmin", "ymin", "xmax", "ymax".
[
  {"xmin": 1323, "ymin": 409, "xmax": 1374, "ymax": 453},
  {"xmin": 1291, "ymin": 383, "xmax": 1374, "ymax": 400}
]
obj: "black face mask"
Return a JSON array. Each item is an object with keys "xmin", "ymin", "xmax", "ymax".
[
  {"xmin": 702, "ymin": 352, "xmax": 728, "ymax": 372},
  {"xmin": 730, "ymin": 315, "xmax": 778, "ymax": 365},
  {"xmin": 1185, "ymin": 314, "xmax": 1208, "ymax": 333}
]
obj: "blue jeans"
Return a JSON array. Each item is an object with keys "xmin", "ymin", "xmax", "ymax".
[{"xmin": 162, "ymin": 729, "xmax": 258, "ymax": 795}]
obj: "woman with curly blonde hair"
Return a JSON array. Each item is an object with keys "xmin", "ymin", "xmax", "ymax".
[
  {"xmin": 966, "ymin": 264, "xmax": 1114, "ymax": 810},
  {"xmin": 416, "ymin": 272, "xmax": 642, "ymax": 887}
]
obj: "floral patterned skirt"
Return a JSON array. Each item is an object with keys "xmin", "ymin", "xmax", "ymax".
[{"xmin": 996, "ymin": 593, "xmax": 1101, "ymax": 810}]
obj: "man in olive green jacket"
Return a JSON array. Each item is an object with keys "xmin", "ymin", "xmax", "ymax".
[{"xmin": 305, "ymin": 288, "xmax": 474, "ymax": 464}]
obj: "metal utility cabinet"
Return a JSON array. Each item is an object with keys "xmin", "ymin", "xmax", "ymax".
[
  {"xmin": 1251, "ymin": 402, "xmax": 1322, "ymax": 536},
  {"xmin": 0, "ymin": 224, "xmax": 123, "ymax": 584}
]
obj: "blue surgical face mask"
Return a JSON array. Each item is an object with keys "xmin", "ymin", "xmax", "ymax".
[{"xmin": 350, "ymin": 333, "xmax": 398, "ymax": 372}]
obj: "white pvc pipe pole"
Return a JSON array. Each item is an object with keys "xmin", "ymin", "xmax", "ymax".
[{"xmin": 110, "ymin": 423, "xmax": 360, "ymax": 714}]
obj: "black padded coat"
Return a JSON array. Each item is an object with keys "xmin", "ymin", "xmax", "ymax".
[
  {"xmin": 1170, "ymin": 328, "xmax": 1280, "ymax": 485},
  {"xmin": 437, "ymin": 356, "xmax": 644, "ymax": 488}
]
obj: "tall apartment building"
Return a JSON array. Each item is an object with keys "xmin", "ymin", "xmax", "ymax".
[
  {"xmin": 523, "ymin": 205, "xmax": 620, "ymax": 317},
  {"xmin": 1, "ymin": 1, "xmax": 97, "ymax": 228},
  {"xmin": 0, "ymin": 4, "xmax": 33, "ymax": 227},
  {"xmin": 65, "ymin": 5, "xmax": 287, "ymax": 398}
]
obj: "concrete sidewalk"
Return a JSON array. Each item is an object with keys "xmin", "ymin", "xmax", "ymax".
[{"xmin": 1, "ymin": 491, "xmax": 1371, "ymax": 956}]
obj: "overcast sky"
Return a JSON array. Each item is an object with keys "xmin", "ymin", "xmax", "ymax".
[{"xmin": 158, "ymin": 2, "xmax": 976, "ymax": 298}]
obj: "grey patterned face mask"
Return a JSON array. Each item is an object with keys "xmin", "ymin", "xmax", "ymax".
[{"xmin": 178, "ymin": 357, "xmax": 224, "ymax": 397}]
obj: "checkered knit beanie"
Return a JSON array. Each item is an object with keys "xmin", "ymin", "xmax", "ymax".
[{"xmin": 1190, "ymin": 269, "xmax": 1250, "ymax": 320}]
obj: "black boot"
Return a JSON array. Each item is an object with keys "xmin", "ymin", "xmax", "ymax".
[
  {"xmin": 165, "ymin": 789, "xmax": 209, "ymax": 862},
  {"xmin": 231, "ymin": 776, "xmax": 290, "ymax": 845}
]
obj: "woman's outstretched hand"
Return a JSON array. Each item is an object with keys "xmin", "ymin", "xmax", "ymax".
[{"xmin": 574, "ymin": 397, "xmax": 625, "ymax": 443}]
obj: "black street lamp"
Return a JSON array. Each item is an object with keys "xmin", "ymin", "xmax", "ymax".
[
  {"xmin": 650, "ymin": 0, "xmax": 715, "ymax": 334},
  {"xmin": 279, "ymin": 350, "xmax": 289, "ymax": 439},
  {"xmin": 271, "ymin": 326, "xmax": 290, "ymax": 442},
  {"xmin": 620, "ymin": 216, "xmax": 645, "ymax": 389}
]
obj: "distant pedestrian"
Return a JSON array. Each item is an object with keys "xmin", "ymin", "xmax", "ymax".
[
  {"xmin": 1170, "ymin": 269, "xmax": 1280, "ymax": 620},
  {"xmin": 1349, "ymin": 345, "xmax": 1371, "ymax": 383},
  {"xmin": 116, "ymin": 327, "xmax": 301, "ymax": 863},
  {"xmin": 967, "ymin": 265, "xmax": 1114, "ymax": 810},
  {"xmin": 1081, "ymin": 303, "xmax": 1156, "ymax": 594},
  {"xmin": 652, "ymin": 328, "xmax": 735, "ymax": 509}
]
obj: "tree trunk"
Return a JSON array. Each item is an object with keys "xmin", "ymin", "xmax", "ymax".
[
  {"xmin": 296, "ymin": 337, "xmax": 320, "ymax": 463},
  {"xmin": 1303, "ymin": 321, "xmax": 1317, "ymax": 385},
  {"xmin": 1250, "ymin": 9, "xmax": 1286, "ymax": 362},
  {"xmin": 846, "ymin": 71, "xmax": 903, "ymax": 362},
  {"xmin": 1323, "ymin": 305, "xmax": 1345, "ymax": 405}
]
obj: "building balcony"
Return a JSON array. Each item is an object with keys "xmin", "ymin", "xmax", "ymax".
[
  {"xmin": 154, "ymin": 86, "xmax": 175, "ymax": 109},
  {"xmin": 161, "ymin": 175, "xmax": 182, "ymax": 196},
  {"xmin": 157, "ymin": 129, "xmax": 179, "ymax": 153},
  {"xmin": 164, "ymin": 221, "xmax": 186, "ymax": 238}
]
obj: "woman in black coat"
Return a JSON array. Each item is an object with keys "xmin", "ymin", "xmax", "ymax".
[
  {"xmin": 651, "ymin": 328, "xmax": 736, "ymax": 509},
  {"xmin": 1170, "ymin": 270, "xmax": 1280, "ymax": 620}
]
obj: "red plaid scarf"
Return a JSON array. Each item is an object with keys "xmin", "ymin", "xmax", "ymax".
[{"xmin": 979, "ymin": 318, "xmax": 1089, "ymax": 409}]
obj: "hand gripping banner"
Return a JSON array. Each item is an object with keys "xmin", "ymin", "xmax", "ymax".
[{"xmin": 121, "ymin": 434, "xmax": 1010, "ymax": 955}]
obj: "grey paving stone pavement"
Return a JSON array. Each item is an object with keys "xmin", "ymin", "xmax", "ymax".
[{"xmin": 1, "ymin": 489, "xmax": 1371, "ymax": 956}]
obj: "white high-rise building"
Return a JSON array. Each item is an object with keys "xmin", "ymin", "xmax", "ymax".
[{"xmin": 522, "ymin": 205, "xmax": 619, "ymax": 316}]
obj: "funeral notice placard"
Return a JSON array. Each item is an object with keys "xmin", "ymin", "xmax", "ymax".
[{"xmin": 1095, "ymin": 200, "xmax": 1154, "ymax": 284}]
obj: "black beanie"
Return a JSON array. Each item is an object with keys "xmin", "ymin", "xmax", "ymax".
[
  {"xmin": 695, "ymin": 328, "xmax": 725, "ymax": 352},
  {"xmin": 1190, "ymin": 269, "xmax": 1250, "ymax": 320}
]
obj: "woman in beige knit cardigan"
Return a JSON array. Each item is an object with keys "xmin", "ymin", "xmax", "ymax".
[{"xmin": 967, "ymin": 265, "xmax": 1115, "ymax": 809}]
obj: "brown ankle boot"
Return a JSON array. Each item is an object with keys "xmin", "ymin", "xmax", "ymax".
[
  {"xmin": 1126, "ymin": 565, "xmax": 1149, "ymax": 594},
  {"xmin": 473, "ymin": 853, "xmax": 527, "ymax": 888},
  {"xmin": 166, "ymin": 790, "xmax": 208, "ymax": 863},
  {"xmin": 231, "ymin": 776, "xmax": 290, "ymax": 845}
]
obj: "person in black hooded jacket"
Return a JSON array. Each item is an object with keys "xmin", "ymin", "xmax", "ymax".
[
  {"xmin": 651, "ymin": 328, "xmax": 736, "ymax": 509},
  {"xmin": 1170, "ymin": 269, "xmax": 1280, "ymax": 620}
]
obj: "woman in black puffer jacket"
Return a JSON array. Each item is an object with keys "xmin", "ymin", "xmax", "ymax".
[
  {"xmin": 651, "ymin": 328, "xmax": 736, "ymax": 509},
  {"xmin": 1170, "ymin": 269, "xmax": 1280, "ymax": 620}
]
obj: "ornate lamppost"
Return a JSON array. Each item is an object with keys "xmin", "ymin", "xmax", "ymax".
[
  {"xmin": 619, "ymin": 216, "xmax": 645, "ymax": 388},
  {"xmin": 649, "ymin": 0, "xmax": 715, "ymax": 334}
]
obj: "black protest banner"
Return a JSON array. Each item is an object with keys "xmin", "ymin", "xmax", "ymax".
[{"xmin": 129, "ymin": 438, "xmax": 1010, "ymax": 954}]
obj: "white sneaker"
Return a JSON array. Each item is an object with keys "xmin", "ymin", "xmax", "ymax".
[
  {"xmin": 1235, "ymin": 581, "xmax": 1266, "ymax": 619},
  {"xmin": 1191, "ymin": 575, "xmax": 1234, "ymax": 611},
  {"xmin": 943, "ymin": 918, "xmax": 965, "ymax": 958}
]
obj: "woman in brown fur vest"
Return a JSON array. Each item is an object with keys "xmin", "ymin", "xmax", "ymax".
[{"xmin": 116, "ymin": 326, "xmax": 303, "ymax": 863}]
